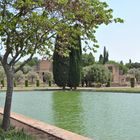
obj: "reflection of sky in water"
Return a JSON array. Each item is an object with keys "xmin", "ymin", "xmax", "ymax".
[{"xmin": 0, "ymin": 91, "xmax": 140, "ymax": 140}]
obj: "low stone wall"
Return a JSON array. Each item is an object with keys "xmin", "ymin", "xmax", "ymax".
[{"xmin": 0, "ymin": 108, "xmax": 92, "ymax": 140}]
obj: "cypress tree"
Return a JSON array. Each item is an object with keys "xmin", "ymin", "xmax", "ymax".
[
  {"xmin": 68, "ymin": 34, "xmax": 82, "ymax": 89},
  {"xmin": 99, "ymin": 54, "xmax": 103, "ymax": 64},
  {"xmin": 53, "ymin": 35, "xmax": 69, "ymax": 89},
  {"xmin": 103, "ymin": 46, "xmax": 107, "ymax": 64},
  {"xmin": 99, "ymin": 46, "xmax": 109, "ymax": 64}
]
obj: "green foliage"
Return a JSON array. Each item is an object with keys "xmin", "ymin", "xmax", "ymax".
[
  {"xmin": 48, "ymin": 81, "xmax": 52, "ymax": 87},
  {"xmin": 99, "ymin": 46, "xmax": 109, "ymax": 64},
  {"xmin": 14, "ymin": 81, "xmax": 16, "ymax": 87},
  {"xmin": 83, "ymin": 64, "xmax": 111, "ymax": 86},
  {"xmin": 99, "ymin": 54, "xmax": 103, "ymax": 64},
  {"xmin": 53, "ymin": 35, "xmax": 69, "ymax": 88},
  {"xmin": 0, "ymin": 127, "xmax": 36, "ymax": 140},
  {"xmin": 27, "ymin": 57, "xmax": 39, "ymax": 67},
  {"xmin": 27, "ymin": 71, "xmax": 38, "ymax": 84},
  {"xmin": 1, "ymin": 80, "xmax": 4, "ymax": 87},
  {"xmin": 43, "ymin": 71, "xmax": 53, "ymax": 83},
  {"xmin": 14, "ymin": 71, "xmax": 24, "ymax": 84},
  {"xmin": 68, "ymin": 34, "xmax": 82, "ymax": 88},
  {"xmin": 25, "ymin": 80, "xmax": 29, "ymax": 87},
  {"xmin": 106, "ymin": 78, "xmax": 111, "ymax": 87},
  {"xmin": 126, "ymin": 62, "xmax": 140, "ymax": 69},
  {"xmin": 22, "ymin": 66, "xmax": 33, "ymax": 75},
  {"xmin": 82, "ymin": 53, "xmax": 95, "ymax": 67},
  {"xmin": 0, "ymin": 0, "xmax": 123, "ymax": 131},
  {"xmin": 107, "ymin": 60, "xmax": 128, "ymax": 74},
  {"xmin": 36, "ymin": 80, "xmax": 40, "ymax": 87},
  {"xmin": 119, "ymin": 63, "xmax": 128, "ymax": 75},
  {"xmin": 0, "ymin": 67, "xmax": 5, "ymax": 82},
  {"xmin": 0, "ymin": 0, "xmax": 122, "ymax": 69},
  {"xmin": 130, "ymin": 78, "xmax": 135, "ymax": 88},
  {"xmin": 128, "ymin": 68, "xmax": 140, "ymax": 82}
]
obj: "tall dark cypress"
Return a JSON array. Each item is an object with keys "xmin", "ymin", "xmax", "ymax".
[
  {"xmin": 99, "ymin": 54, "xmax": 103, "ymax": 64},
  {"xmin": 103, "ymin": 46, "xmax": 106, "ymax": 64},
  {"xmin": 99, "ymin": 46, "xmax": 109, "ymax": 64},
  {"xmin": 68, "ymin": 34, "xmax": 82, "ymax": 89},
  {"xmin": 53, "ymin": 35, "xmax": 69, "ymax": 89}
]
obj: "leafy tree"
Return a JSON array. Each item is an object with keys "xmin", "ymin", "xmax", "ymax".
[
  {"xmin": 119, "ymin": 63, "xmax": 128, "ymax": 75},
  {"xmin": 27, "ymin": 71, "xmax": 39, "ymax": 84},
  {"xmin": 130, "ymin": 77, "xmax": 135, "ymax": 88},
  {"xmin": 82, "ymin": 53, "xmax": 95, "ymax": 67},
  {"xmin": 128, "ymin": 68, "xmax": 140, "ymax": 82},
  {"xmin": 83, "ymin": 64, "xmax": 111, "ymax": 86},
  {"xmin": 43, "ymin": 71, "xmax": 53, "ymax": 84},
  {"xmin": 14, "ymin": 71, "xmax": 25, "ymax": 85},
  {"xmin": 68, "ymin": 34, "xmax": 82, "ymax": 89},
  {"xmin": 22, "ymin": 65, "xmax": 33, "ymax": 74},
  {"xmin": 0, "ymin": 66, "xmax": 5, "ymax": 81},
  {"xmin": 126, "ymin": 62, "xmax": 140, "ymax": 69},
  {"xmin": 0, "ymin": 0, "xmax": 122, "ymax": 131},
  {"xmin": 27, "ymin": 57, "xmax": 39, "ymax": 67}
]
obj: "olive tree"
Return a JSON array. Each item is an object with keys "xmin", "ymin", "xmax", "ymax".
[
  {"xmin": 14, "ymin": 70, "xmax": 25, "ymax": 85},
  {"xmin": 128, "ymin": 68, "xmax": 140, "ymax": 82},
  {"xmin": 27, "ymin": 71, "xmax": 39, "ymax": 84},
  {"xmin": 43, "ymin": 71, "xmax": 53, "ymax": 85},
  {"xmin": 83, "ymin": 64, "xmax": 111, "ymax": 86},
  {"xmin": 0, "ymin": 66, "xmax": 5, "ymax": 81},
  {"xmin": 0, "ymin": 0, "xmax": 122, "ymax": 131}
]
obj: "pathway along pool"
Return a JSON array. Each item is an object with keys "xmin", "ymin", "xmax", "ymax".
[{"xmin": 0, "ymin": 91, "xmax": 140, "ymax": 140}]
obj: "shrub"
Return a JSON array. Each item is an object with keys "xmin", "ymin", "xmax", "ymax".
[
  {"xmin": 43, "ymin": 71, "xmax": 53, "ymax": 84},
  {"xmin": 130, "ymin": 77, "xmax": 135, "ymax": 88},
  {"xmin": 14, "ymin": 81, "xmax": 16, "ymax": 87},
  {"xmin": 1, "ymin": 80, "xmax": 4, "ymax": 87},
  {"xmin": 106, "ymin": 79, "xmax": 111, "ymax": 87},
  {"xmin": 48, "ymin": 81, "xmax": 52, "ymax": 87},
  {"xmin": 36, "ymin": 80, "xmax": 40, "ymax": 87},
  {"xmin": 25, "ymin": 80, "xmax": 28, "ymax": 87}
]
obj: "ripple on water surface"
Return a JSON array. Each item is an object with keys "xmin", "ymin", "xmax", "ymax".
[{"xmin": 0, "ymin": 91, "xmax": 140, "ymax": 140}]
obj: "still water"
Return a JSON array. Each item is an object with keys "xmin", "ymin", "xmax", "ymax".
[{"xmin": 0, "ymin": 91, "xmax": 140, "ymax": 140}]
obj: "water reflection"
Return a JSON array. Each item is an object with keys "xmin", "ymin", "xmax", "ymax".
[
  {"xmin": 1, "ymin": 91, "xmax": 140, "ymax": 140},
  {"xmin": 52, "ymin": 91, "xmax": 86, "ymax": 135}
]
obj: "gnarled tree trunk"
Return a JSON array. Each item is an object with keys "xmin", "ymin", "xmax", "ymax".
[{"xmin": 2, "ymin": 65, "xmax": 14, "ymax": 131}]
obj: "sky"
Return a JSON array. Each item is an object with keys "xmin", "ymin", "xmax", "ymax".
[{"xmin": 94, "ymin": 0, "xmax": 140, "ymax": 63}]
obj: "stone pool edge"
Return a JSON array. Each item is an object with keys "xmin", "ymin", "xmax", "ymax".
[{"xmin": 0, "ymin": 107, "xmax": 92, "ymax": 140}]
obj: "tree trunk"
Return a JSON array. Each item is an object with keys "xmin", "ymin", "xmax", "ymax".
[
  {"xmin": 2, "ymin": 66, "xmax": 14, "ymax": 131},
  {"xmin": 62, "ymin": 86, "xmax": 65, "ymax": 90}
]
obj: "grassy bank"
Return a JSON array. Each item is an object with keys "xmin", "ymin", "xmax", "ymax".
[
  {"xmin": 1, "ymin": 86, "xmax": 140, "ymax": 93},
  {"xmin": 0, "ymin": 120, "xmax": 36, "ymax": 140},
  {"xmin": 78, "ymin": 87, "xmax": 140, "ymax": 93}
]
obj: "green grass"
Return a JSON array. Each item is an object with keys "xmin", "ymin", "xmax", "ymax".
[
  {"xmin": 79, "ymin": 87, "xmax": 140, "ymax": 93},
  {"xmin": 0, "ymin": 121, "xmax": 36, "ymax": 140}
]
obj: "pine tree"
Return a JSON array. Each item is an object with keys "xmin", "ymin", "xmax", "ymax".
[{"xmin": 53, "ymin": 35, "xmax": 69, "ymax": 89}]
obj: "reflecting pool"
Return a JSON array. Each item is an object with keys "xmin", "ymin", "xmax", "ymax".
[{"xmin": 0, "ymin": 91, "xmax": 140, "ymax": 140}]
